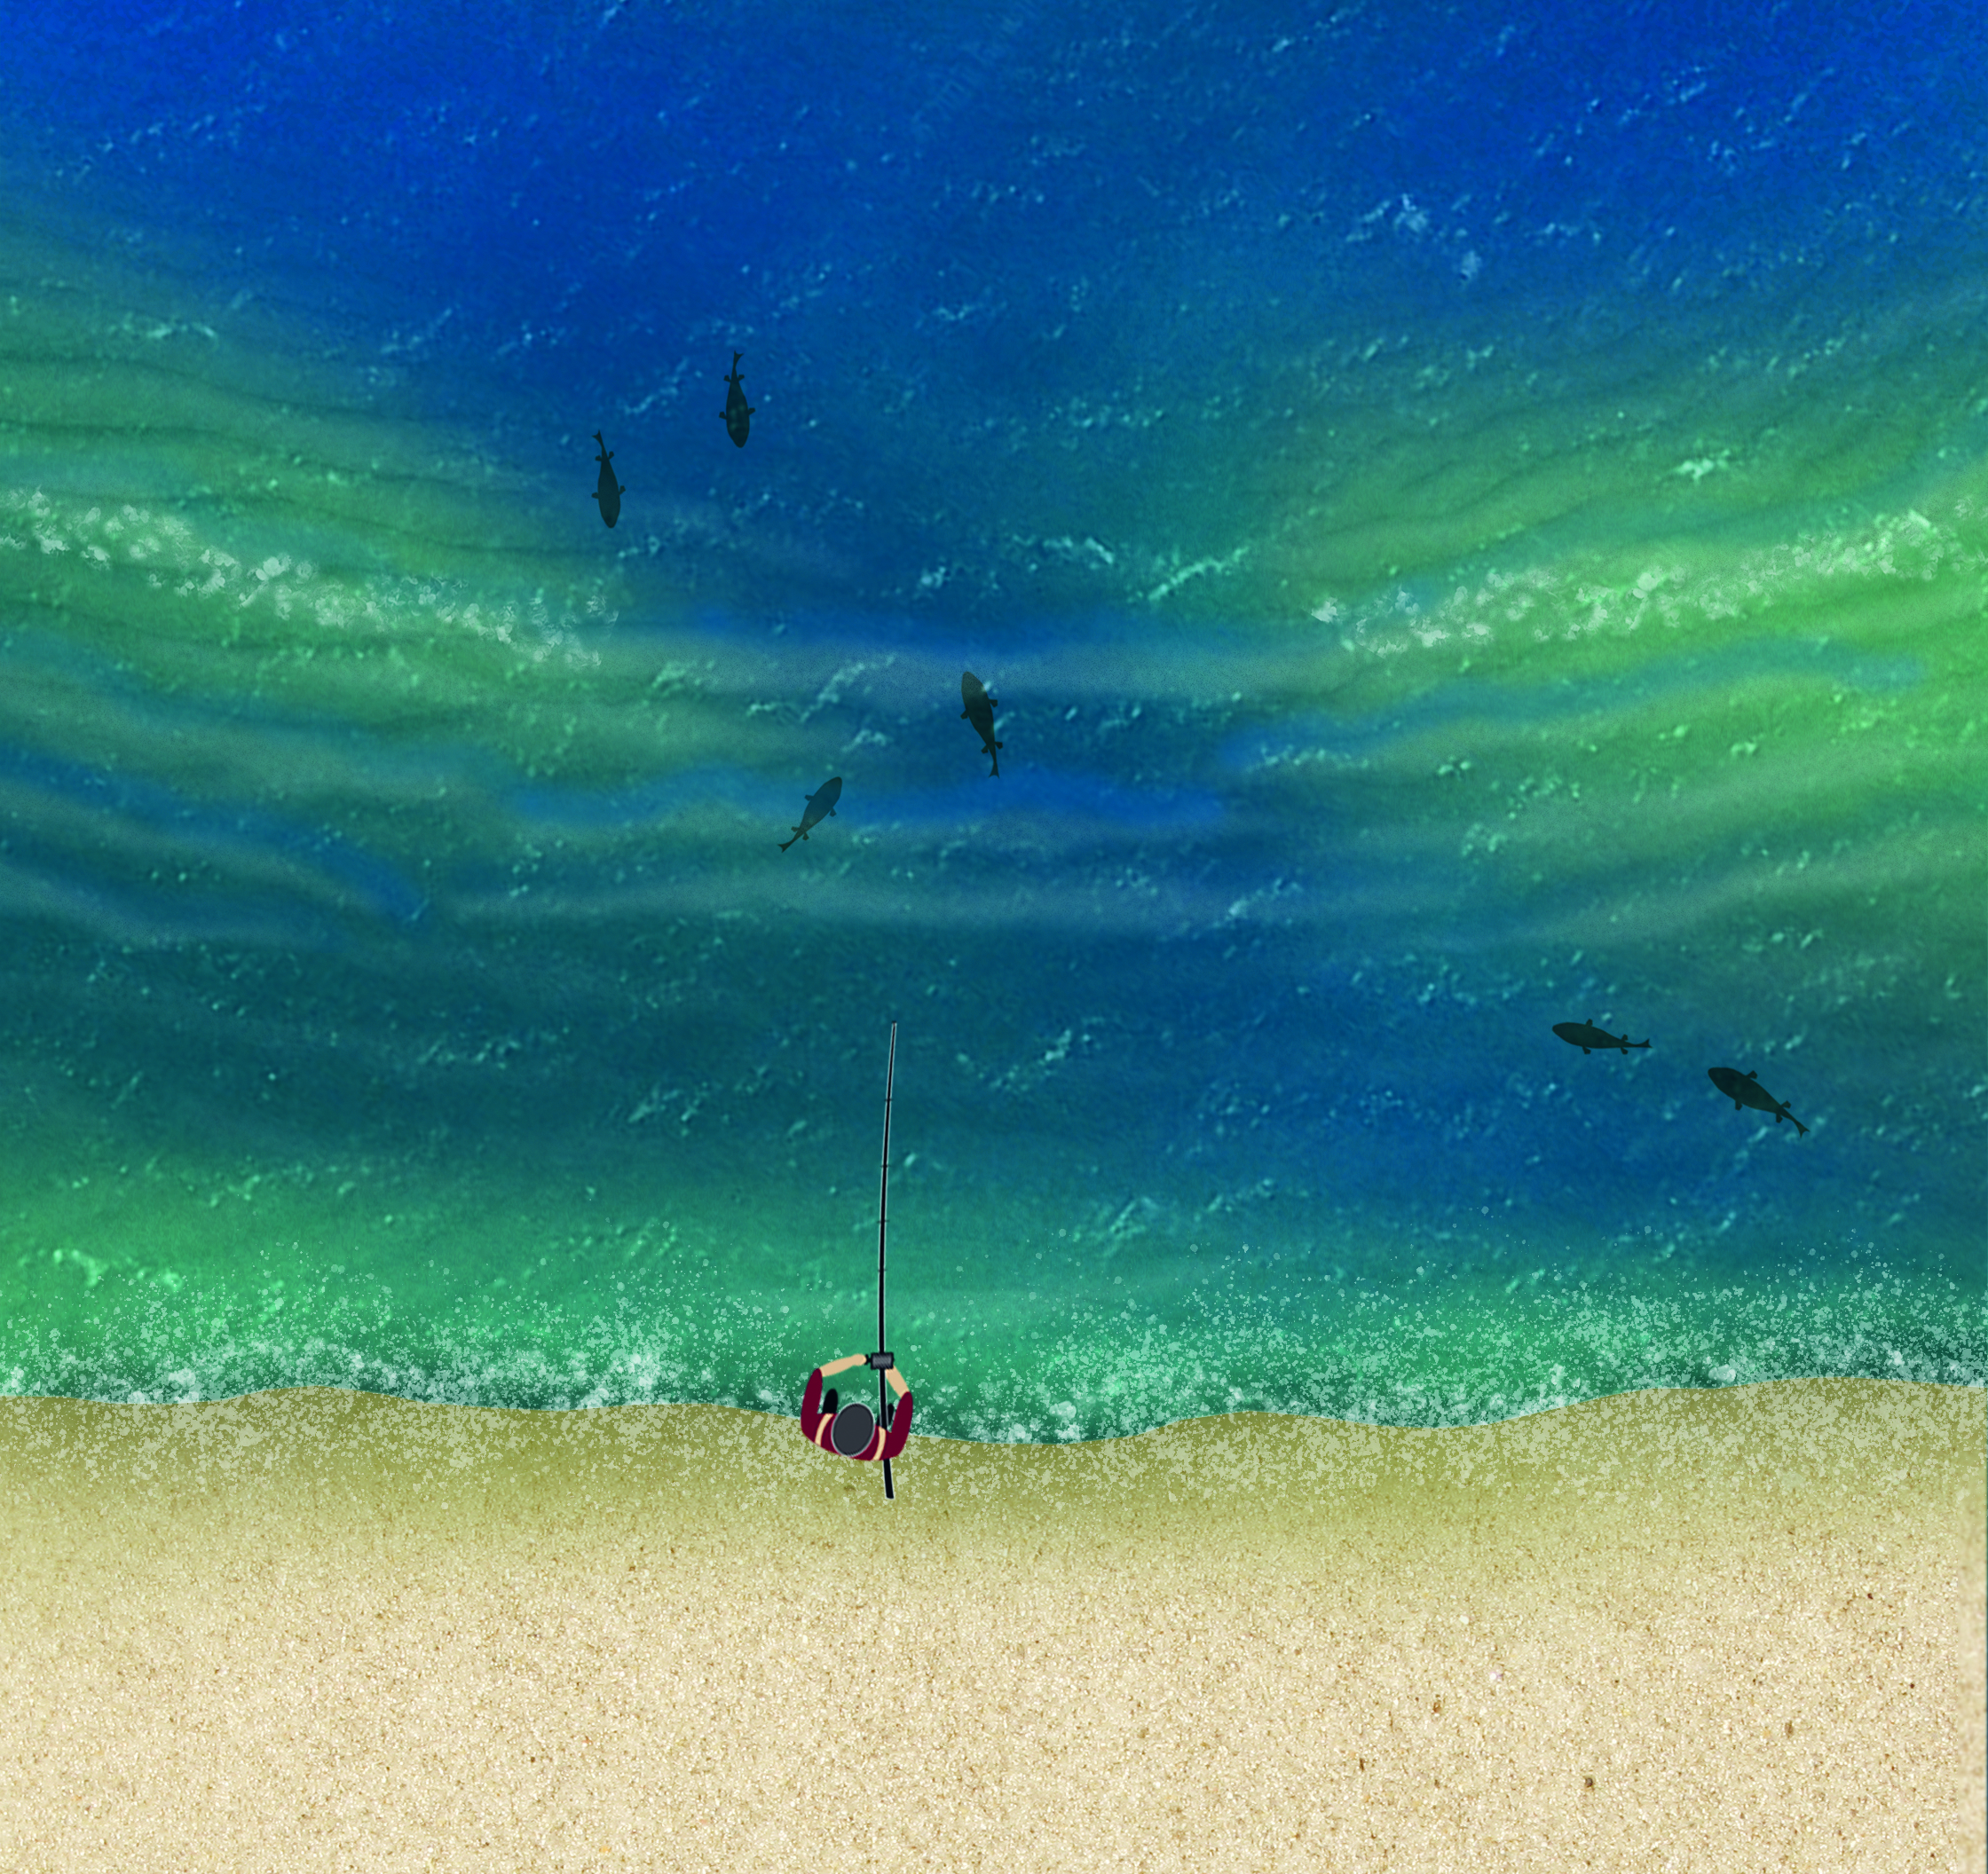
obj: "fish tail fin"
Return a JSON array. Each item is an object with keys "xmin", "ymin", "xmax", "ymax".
[{"xmin": 1794, "ymin": 1117, "xmax": 1809, "ymax": 1137}]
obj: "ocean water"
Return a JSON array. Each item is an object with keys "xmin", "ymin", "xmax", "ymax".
[{"xmin": 1, "ymin": 4, "xmax": 1981, "ymax": 1445}]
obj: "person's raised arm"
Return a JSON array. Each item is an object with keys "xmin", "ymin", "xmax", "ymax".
[
  {"xmin": 885, "ymin": 1365, "xmax": 908, "ymax": 1399},
  {"xmin": 823, "ymin": 1352, "xmax": 869, "ymax": 1377}
]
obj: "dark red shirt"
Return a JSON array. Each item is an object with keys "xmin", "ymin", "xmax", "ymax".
[{"xmin": 801, "ymin": 1366, "xmax": 913, "ymax": 1461}]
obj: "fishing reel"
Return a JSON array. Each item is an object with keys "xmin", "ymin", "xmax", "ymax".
[{"xmin": 866, "ymin": 1350, "xmax": 895, "ymax": 1370}]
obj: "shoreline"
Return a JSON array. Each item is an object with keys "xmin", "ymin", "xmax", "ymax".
[{"xmin": 3, "ymin": 1377, "xmax": 1980, "ymax": 1870}]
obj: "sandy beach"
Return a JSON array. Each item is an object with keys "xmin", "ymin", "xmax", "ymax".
[{"xmin": 1, "ymin": 1376, "xmax": 1979, "ymax": 1872}]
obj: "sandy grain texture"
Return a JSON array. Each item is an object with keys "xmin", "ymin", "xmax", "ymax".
[{"xmin": 1, "ymin": 1377, "xmax": 1980, "ymax": 1871}]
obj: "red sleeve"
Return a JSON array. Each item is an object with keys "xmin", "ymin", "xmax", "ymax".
[
  {"xmin": 801, "ymin": 1367, "xmax": 824, "ymax": 1440},
  {"xmin": 881, "ymin": 1392, "xmax": 912, "ymax": 1460}
]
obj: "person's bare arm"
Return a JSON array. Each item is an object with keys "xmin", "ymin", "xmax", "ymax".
[
  {"xmin": 885, "ymin": 1366, "xmax": 908, "ymax": 1398},
  {"xmin": 823, "ymin": 1353, "xmax": 868, "ymax": 1377}
]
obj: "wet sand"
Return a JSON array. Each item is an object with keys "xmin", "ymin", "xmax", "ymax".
[{"xmin": 1, "ymin": 1377, "xmax": 1979, "ymax": 1871}]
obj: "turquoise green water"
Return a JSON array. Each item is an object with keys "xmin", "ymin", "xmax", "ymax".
[{"xmin": 2, "ymin": 26, "xmax": 1983, "ymax": 1440}]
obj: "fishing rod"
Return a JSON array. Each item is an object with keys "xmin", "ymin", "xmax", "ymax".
[{"xmin": 867, "ymin": 1020, "xmax": 898, "ymax": 1501}]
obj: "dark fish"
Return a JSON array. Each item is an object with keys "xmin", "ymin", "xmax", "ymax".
[
  {"xmin": 960, "ymin": 670, "xmax": 1002, "ymax": 777},
  {"xmin": 779, "ymin": 776, "xmax": 841, "ymax": 852},
  {"xmin": 722, "ymin": 351, "xmax": 755, "ymax": 447},
  {"xmin": 1553, "ymin": 1019, "xmax": 1650, "ymax": 1055},
  {"xmin": 591, "ymin": 431, "xmax": 624, "ymax": 528},
  {"xmin": 1707, "ymin": 1066, "xmax": 1808, "ymax": 1137}
]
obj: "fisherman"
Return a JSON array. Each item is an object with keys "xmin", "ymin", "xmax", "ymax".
[
  {"xmin": 722, "ymin": 351, "xmax": 755, "ymax": 447},
  {"xmin": 1707, "ymin": 1067, "xmax": 1809, "ymax": 1136},
  {"xmin": 802, "ymin": 1354, "xmax": 913, "ymax": 1462},
  {"xmin": 1552, "ymin": 1019, "xmax": 1650, "ymax": 1054}
]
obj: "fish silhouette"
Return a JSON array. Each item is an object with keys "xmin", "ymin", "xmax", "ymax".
[
  {"xmin": 960, "ymin": 671, "xmax": 1001, "ymax": 777},
  {"xmin": 722, "ymin": 351, "xmax": 755, "ymax": 447},
  {"xmin": 591, "ymin": 431, "xmax": 624, "ymax": 528},
  {"xmin": 1553, "ymin": 1019, "xmax": 1650, "ymax": 1055},
  {"xmin": 780, "ymin": 776, "xmax": 841, "ymax": 852},
  {"xmin": 1707, "ymin": 1067, "xmax": 1808, "ymax": 1137}
]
